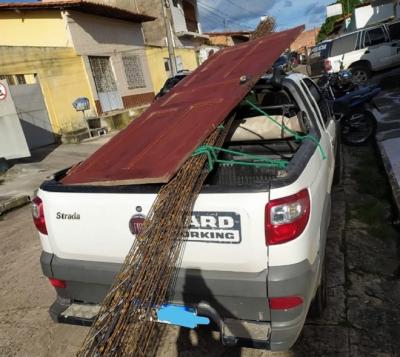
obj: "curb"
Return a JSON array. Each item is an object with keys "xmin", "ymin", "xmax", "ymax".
[
  {"xmin": 0, "ymin": 194, "xmax": 31, "ymax": 216},
  {"xmin": 377, "ymin": 140, "xmax": 400, "ymax": 215}
]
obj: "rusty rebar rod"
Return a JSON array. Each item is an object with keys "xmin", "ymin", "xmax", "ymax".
[{"xmin": 78, "ymin": 117, "xmax": 234, "ymax": 356}]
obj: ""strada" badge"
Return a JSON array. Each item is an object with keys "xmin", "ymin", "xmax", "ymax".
[{"xmin": 56, "ymin": 212, "xmax": 80, "ymax": 220}]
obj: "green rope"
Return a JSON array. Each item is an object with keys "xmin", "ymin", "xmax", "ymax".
[
  {"xmin": 244, "ymin": 99, "xmax": 327, "ymax": 160},
  {"xmin": 192, "ymin": 145, "xmax": 289, "ymax": 172}
]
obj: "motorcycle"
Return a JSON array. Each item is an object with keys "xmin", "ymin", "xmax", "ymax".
[{"xmin": 318, "ymin": 70, "xmax": 380, "ymax": 145}]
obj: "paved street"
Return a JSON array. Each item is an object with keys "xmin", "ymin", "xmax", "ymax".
[
  {"xmin": 0, "ymin": 133, "xmax": 117, "ymax": 204},
  {"xmin": 0, "ymin": 143, "xmax": 399, "ymax": 356}
]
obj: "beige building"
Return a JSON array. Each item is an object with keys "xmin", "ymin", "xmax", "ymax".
[
  {"xmin": 0, "ymin": 1, "xmax": 155, "ymax": 133},
  {"xmin": 290, "ymin": 28, "xmax": 320, "ymax": 55},
  {"xmin": 64, "ymin": 9, "xmax": 155, "ymax": 114},
  {"xmin": 40, "ymin": 0, "xmax": 208, "ymax": 94},
  {"xmin": 205, "ymin": 31, "xmax": 252, "ymax": 47}
]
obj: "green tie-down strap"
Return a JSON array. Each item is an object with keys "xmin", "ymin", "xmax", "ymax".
[
  {"xmin": 244, "ymin": 99, "xmax": 327, "ymax": 160},
  {"xmin": 192, "ymin": 145, "xmax": 289, "ymax": 172}
]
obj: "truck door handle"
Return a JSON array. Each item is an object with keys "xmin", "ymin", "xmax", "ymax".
[
  {"xmin": 391, "ymin": 43, "xmax": 400, "ymax": 47},
  {"xmin": 365, "ymin": 50, "xmax": 370, "ymax": 54}
]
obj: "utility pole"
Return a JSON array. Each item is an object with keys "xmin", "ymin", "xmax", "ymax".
[{"xmin": 161, "ymin": 0, "xmax": 177, "ymax": 76}]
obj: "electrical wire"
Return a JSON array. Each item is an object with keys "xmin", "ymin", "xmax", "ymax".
[
  {"xmin": 197, "ymin": 1, "xmax": 253, "ymax": 30},
  {"xmin": 223, "ymin": 0, "xmax": 265, "ymax": 20}
]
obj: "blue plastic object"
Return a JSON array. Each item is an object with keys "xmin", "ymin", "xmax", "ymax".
[{"xmin": 156, "ymin": 304, "xmax": 210, "ymax": 329}]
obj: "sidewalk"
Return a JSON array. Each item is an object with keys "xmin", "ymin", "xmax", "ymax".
[{"xmin": 0, "ymin": 133, "xmax": 116, "ymax": 215}]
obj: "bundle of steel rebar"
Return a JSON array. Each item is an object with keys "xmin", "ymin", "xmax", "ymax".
[{"xmin": 77, "ymin": 117, "xmax": 233, "ymax": 357}]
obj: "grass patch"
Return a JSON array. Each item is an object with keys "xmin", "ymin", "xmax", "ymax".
[{"xmin": 352, "ymin": 154, "xmax": 391, "ymax": 200}]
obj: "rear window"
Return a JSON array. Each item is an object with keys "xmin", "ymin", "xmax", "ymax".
[
  {"xmin": 388, "ymin": 22, "xmax": 400, "ymax": 41},
  {"xmin": 309, "ymin": 43, "xmax": 331, "ymax": 60},
  {"xmin": 330, "ymin": 33, "xmax": 358, "ymax": 57}
]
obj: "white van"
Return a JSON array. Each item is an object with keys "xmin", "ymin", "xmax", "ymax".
[{"xmin": 308, "ymin": 20, "xmax": 400, "ymax": 82}]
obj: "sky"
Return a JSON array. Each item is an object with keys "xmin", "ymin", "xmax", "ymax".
[
  {"xmin": 0, "ymin": 0, "xmax": 333, "ymax": 32},
  {"xmin": 198, "ymin": 0, "xmax": 335, "ymax": 32}
]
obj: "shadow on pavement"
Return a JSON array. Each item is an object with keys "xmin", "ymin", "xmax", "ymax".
[
  {"xmin": 175, "ymin": 269, "xmax": 245, "ymax": 356},
  {"xmin": 6, "ymin": 143, "xmax": 60, "ymax": 169}
]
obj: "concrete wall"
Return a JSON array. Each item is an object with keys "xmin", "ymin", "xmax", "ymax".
[
  {"xmin": 208, "ymin": 35, "xmax": 235, "ymax": 47},
  {"xmin": 0, "ymin": 10, "xmax": 72, "ymax": 47},
  {"xmin": 136, "ymin": 0, "xmax": 166, "ymax": 47},
  {"xmin": 146, "ymin": 46, "xmax": 198, "ymax": 92},
  {"xmin": 135, "ymin": 0, "xmax": 201, "ymax": 47},
  {"xmin": 170, "ymin": 0, "xmax": 188, "ymax": 33},
  {"xmin": 170, "ymin": 0, "xmax": 201, "ymax": 33},
  {"xmin": 198, "ymin": 46, "xmax": 220, "ymax": 64},
  {"xmin": 355, "ymin": 3, "xmax": 400, "ymax": 29},
  {"xmin": 0, "ymin": 47, "xmax": 94, "ymax": 134},
  {"xmin": 65, "ymin": 10, "xmax": 154, "ymax": 108}
]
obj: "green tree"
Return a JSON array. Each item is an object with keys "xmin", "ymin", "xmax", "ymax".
[{"xmin": 317, "ymin": 0, "xmax": 362, "ymax": 43}]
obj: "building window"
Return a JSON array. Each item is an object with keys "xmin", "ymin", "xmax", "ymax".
[
  {"xmin": 164, "ymin": 58, "xmax": 171, "ymax": 73},
  {"xmin": 122, "ymin": 55, "xmax": 146, "ymax": 89},
  {"xmin": 89, "ymin": 56, "xmax": 118, "ymax": 92}
]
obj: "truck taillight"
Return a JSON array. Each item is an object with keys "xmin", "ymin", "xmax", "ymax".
[
  {"xmin": 324, "ymin": 59, "xmax": 332, "ymax": 72},
  {"xmin": 266, "ymin": 189, "xmax": 310, "ymax": 245},
  {"xmin": 31, "ymin": 196, "xmax": 48, "ymax": 235},
  {"xmin": 48, "ymin": 278, "xmax": 66, "ymax": 289},
  {"xmin": 269, "ymin": 296, "xmax": 303, "ymax": 310}
]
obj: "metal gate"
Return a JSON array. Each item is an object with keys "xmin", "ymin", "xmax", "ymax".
[
  {"xmin": 0, "ymin": 80, "xmax": 30, "ymax": 159},
  {"xmin": 89, "ymin": 56, "xmax": 123, "ymax": 113},
  {"xmin": 10, "ymin": 83, "xmax": 55, "ymax": 150}
]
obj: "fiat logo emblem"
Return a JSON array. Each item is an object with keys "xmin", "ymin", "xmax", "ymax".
[{"xmin": 129, "ymin": 214, "xmax": 145, "ymax": 235}]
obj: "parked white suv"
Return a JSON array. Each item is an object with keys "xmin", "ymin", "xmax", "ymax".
[{"xmin": 308, "ymin": 20, "xmax": 400, "ymax": 82}]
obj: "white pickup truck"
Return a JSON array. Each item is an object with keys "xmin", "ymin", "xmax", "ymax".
[{"xmin": 32, "ymin": 72, "xmax": 339, "ymax": 351}]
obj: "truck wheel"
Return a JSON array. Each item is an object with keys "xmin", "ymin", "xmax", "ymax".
[
  {"xmin": 309, "ymin": 262, "xmax": 327, "ymax": 318},
  {"xmin": 350, "ymin": 64, "xmax": 371, "ymax": 83}
]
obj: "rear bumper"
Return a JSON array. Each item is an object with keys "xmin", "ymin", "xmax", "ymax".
[
  {"xmin": 41, "ymin": 252, "xmax": 318, "ymax": 351},
  {"xmin": 268, "ymin": 258, "xmax": 320, "ymax": 350}
]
